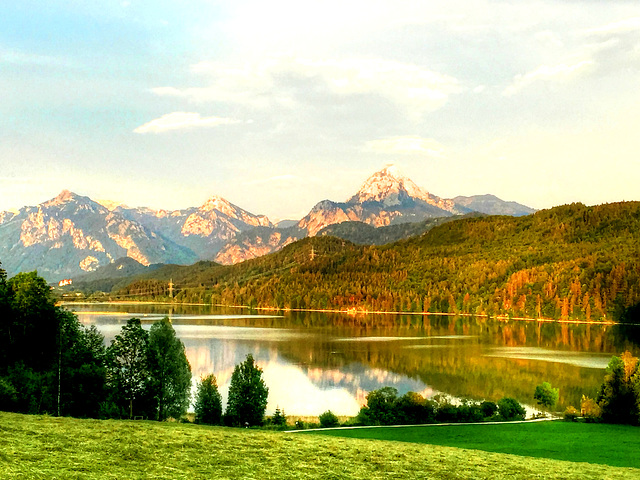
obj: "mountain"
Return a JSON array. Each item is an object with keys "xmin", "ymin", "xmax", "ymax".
[
  {"xmin": 214, "ymin": 166, "xmax": 515, "ymax": 264},
  {"xmin": 452, "ymin": 194, "xmax": 536, "ymax": 216},
  {"xmin": 1, "ymin": 167, "xmax": 536, "ymax": 279},
  {"xmin": 116, "ymin": 201, "xmax": 640, "ymax": 323},
  {"xmin": 300, "ymin": 165, "xmax": 470, "ymax": 236},
  {"xmin": 114, "ymin": 195, "xmax": 273, "ymax": 260},
  {"xmin": 0, "ymin": 191, "xmax": 197, "ymax": 281}
]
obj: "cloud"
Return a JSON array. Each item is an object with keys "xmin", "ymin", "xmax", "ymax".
[
  {"xmin": 503, "ymin": 60, "xmax": 594, "ymax": 96},
  {"xmin": 133, "ymin": 112, "xmax": 240, "ymax": 134},
  {"xmin": 151, "ymin": 56, "xmax": 461, "ymax": 116},
  {"xmin": 365, "ymin": 136, "xmax": 447, "ymax": 157},
  {"xmin": 581, "ymin": 16, "xmax": 640, "ymax": 36}
]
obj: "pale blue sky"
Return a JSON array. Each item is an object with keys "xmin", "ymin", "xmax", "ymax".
[{"xmin": 2, "ymin": 1, "xmax": 640, "ymax": 221}]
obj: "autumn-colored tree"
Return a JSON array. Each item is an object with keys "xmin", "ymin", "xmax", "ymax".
[{"xmin": 598, "ymin": 351, "xmax": 639, "ymax": 424}]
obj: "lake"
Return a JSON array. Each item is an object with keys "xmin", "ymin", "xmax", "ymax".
[{"xmin": 64, "ymin": 302, "xmax": 640, "ymax": 417}]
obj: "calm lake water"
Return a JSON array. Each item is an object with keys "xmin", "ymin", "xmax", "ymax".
[{"xmin": 64, "ymin": 302, "xmax": 640, "ymax": 417}]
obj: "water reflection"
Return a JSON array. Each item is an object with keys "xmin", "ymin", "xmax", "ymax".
[
  {"xmin": 66, "ymin": 303, "xmax": 640, "ymax": 416},
  {"xmin": 486, "ymin": 347, "xmax": 612, "ymax": 369}
]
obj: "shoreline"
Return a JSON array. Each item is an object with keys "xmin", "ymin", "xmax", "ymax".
[{"xmin": 57, "ymin": 300, "xmax": 631, "ymax": 326}]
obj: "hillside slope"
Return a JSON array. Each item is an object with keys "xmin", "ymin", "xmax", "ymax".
[{"xmin": 116, "ymin": 202, "xmax": 640, "ymax": 321}]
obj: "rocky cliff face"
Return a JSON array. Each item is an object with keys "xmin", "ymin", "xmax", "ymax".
[
  {"xmin": 115, "ymin": 195, "xmax": 272, "ymax": 261},
  {"xmin": 213, "ymin": 166, "xmax": 536, "ymax": 264},
  {"xmin": 0, "ymin": 191, "xmax": 197, "ymax": 281},
  {"xmin": 214, "ymin": 166, "xmax": 473, "ymax": 264},
  {"xmin": 1, "ymin": 168, "xmax": 536, "ymax": 278}
]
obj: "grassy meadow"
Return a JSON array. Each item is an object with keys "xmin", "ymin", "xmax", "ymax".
[
  {"xmin": 1, "ymin": 413, "xmax": 639, "ymax": 479},
  {"xmin": 306, "ymin": 420, "xmax": 640, "ymax": 469}
]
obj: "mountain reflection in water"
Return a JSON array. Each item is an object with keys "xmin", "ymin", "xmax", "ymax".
[{"xmin": 67, "ymin": 303, "xmax": 640, "ymax": 416}]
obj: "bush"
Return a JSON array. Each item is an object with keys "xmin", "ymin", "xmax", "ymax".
[
  {"xmin": 480, "ymin": 401, "xmax": 498, "ymax": 419},
  {"xmin": 395, "ymin": 392, "xmax": 436, "ymax": 425},
  {"xmin": 436, "ymin": 402, "xmax": 459, "ymax": 423},
  {"xmin": 497, "ymin": 398, "xmax": 526, "ymax": 421},
  {"xmin": 564, "ymin": 406, "xmax": 579, "ymax": 422},
  {"xmin": 457, "ymin": 402, "xmax": 484, "ymax": 423},
  {"xmin": 580, "ymin": 395, "xmax": 601, "ymax": 423},
  {"xmin": 0, "ymin": 377, "xmax": 17, "ymax": 411},
  {"xmin": 319, "ymin": 410, "xmax": 340, "ymax": 428}
]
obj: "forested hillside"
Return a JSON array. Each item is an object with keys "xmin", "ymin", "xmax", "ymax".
[{"xmin": 116, "ymin": 202, "xmax": 640, "ymax": 322}]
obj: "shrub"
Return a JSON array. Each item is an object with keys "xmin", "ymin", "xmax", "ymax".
[
  {"xmin": 436, "ymin": 402, "xmax": 459, "ymax": 423},
  {"xmin": 458, "ymin": 402, "xmax": 484, "ymax": 423},
  {"xmin": 395, "ymin": 392, "xmax": 436, "ymax": 425},
  {"xmin": 319, "ymin": 410, "xmax": 340, "ymax": 428},
  {"xmin": 564, "ymin": 406, "xmax": 579, "ymax": 422},
  {"xmin": 497, "ymin": 398, "xmax": 526, "ymax": 421},
  {"xmin": 580, "ymin": 395, "xmax": 601, "ymax": 423},
  {"xmin": 0, "ymin": 377, "xmax": 17, "ymax": 411},
  {"xmin": 480, "ymin": 401, "xmax": 498, "ymax": 419}
]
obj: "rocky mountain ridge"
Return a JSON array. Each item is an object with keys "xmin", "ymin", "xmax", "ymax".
[
  {"xmin": 0, "ymin": 191, "xmax": 271, "ymax": 280},
  {"xmin": 213, "ymin": 166, "xmax": 528, "ymax": 264},
  {"xmin": 0, "ymin": 167, "xmax": 535, "ymax": 280}
]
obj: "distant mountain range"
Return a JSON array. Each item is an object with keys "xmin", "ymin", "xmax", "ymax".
[
  {"xmin": 213, "ymin": 166, "xmax": 534, "ymax": 263},
  {"xmin": 0, "ymin": 166, "xmax": 534, "ymax": 281}
]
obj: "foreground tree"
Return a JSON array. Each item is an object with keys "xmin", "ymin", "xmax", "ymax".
[
  {"xmin": 0, "ymin": 267, "xmax": 109, "ymax": 417},
  {"xmin": 225, "ymin": 354, "xmax": 268, "ymax": 427},
  {"xmin": 194, "ymin": 374, "xmax": 222, "ymax": 425},
  {"xmin": 106, "ymin": 318, "xmax": 150, "ymax": 419},
  {"xmin": 147, "ymin": 318, "xmax": 192, "ymax": 421},
  {"xmin": 534, "ymin": 382, "xmax": 559, "ymax": 410},
  {"xmin": 357, "ymin": 387, "xmax": 399, "ymax": 425},
  {"xmin": 5, "ymin": 271, "xmax": 58, "ymax": 371},
  {"xmin": 598, "ymin": 351, "xmax": 639, "ymax": 424}
]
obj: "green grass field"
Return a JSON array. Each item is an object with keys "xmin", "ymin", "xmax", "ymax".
[
  {"xmin": 305, "ymin": 420, "xmax": 640, "ymax": 469},
  {"xmin": 1, "ymin": 412, "xmax": 639, "ymax": 479}
]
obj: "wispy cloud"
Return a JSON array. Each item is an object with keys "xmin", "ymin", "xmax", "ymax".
[
  {"xmin": 0, "ymin": 49, "xmax": 71, "ymax": 68},
  {"xmin": 364, "ymin": 136, "xmax": 447, "ymax": 157},
  {"xmin": 582, "ymin": 16, "xmax": 640, "ymax": 36},
  {"xmin": 503, "ymin": 60, "xmax": 594, "ymax": 96},
  {"xmin": 151, "ymin": 56, "xmax": 462, "ymax": 116},
  {"xmin": 133, "ymin": 112, "xmax": 240, "ymax": 134}
]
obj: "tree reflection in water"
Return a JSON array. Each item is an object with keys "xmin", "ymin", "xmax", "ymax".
[{"xmin": 69, "ymin": 303, "xmax": 640, "ymax": 415}]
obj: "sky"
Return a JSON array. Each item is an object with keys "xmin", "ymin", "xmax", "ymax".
[{"xmin": 2, "ymin": 1, "xmax": 640, "ymax": 221}]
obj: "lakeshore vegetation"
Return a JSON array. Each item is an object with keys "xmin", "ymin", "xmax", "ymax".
[{"xmin": 108, "ymin": 202, "xmax": 640, "ymax": 322}]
